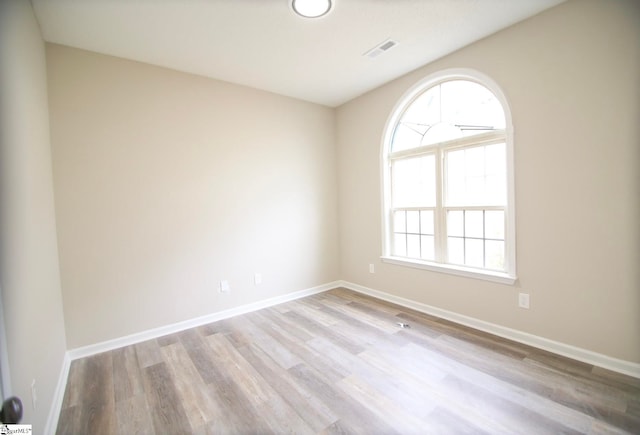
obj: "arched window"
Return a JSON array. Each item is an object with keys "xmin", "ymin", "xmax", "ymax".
[{"xmin": 381, "ymin": 69, "xmax": 516, "ymax": 283}]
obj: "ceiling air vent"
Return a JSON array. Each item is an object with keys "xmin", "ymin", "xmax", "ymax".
[{"xmin": 364, "ymin": 39, "xmax": 398, "ymax": 59}]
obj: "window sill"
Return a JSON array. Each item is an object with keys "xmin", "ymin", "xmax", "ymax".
[{"xmin": 380, "ymin": 256, "xmax": 517, "ymax": 285}]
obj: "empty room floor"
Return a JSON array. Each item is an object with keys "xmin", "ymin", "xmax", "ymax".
[{"xmin": 56, "ymin": 288, "xmax": 640, "ymax": 434}]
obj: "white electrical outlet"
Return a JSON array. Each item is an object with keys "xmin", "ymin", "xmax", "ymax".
[
  {"xmin": 219, "ymin": 280, "xmax": 230, "ymax": 293},
  {"xmin": 254, "ymin": 273, "xmax": 262, "ymax": 285},
  {"xmin": 369, "ymin": 264, "xmax": 375, "ymax": 274},
  {"xmin": 518, "ymin": 292, "xmax": 530, "ymax": 309}
]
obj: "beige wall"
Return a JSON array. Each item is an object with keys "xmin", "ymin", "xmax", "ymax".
[
  {"xmin": 47, "ymin": 45, "xmax": 339, "ymax": 348},
  {"xmin": 337, "ymin": 0, "xmax": 640, "ymax": 363},
  {"xmin": 0, "ymin": 0, "xmax": 68, "ymax": 431}
]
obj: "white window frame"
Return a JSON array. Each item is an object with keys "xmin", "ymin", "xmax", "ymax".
[{"xmin": 380, "ymin": 69, "xmax": 517, "ymax": 285}]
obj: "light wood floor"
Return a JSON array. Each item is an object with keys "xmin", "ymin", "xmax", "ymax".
[{"xmin": 57, "ymin": 288, "xmax": 640, "ymax": 434}]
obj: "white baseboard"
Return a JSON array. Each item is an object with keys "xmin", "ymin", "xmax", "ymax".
[
  {"xmin": 67, "ymin": 281, "xmax": 339, "ymax": 361},
  {"xmin": 338, "ymin": 280, "xmax": 640, "ymax": 379},
  {"xmin": 44, "ymin": 352, "xmax": 71, "ymax": 435}
]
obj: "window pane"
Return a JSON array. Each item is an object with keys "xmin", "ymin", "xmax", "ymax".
[
  {"xmin": 393, "ymin": 233, "xmax": 407, "ymax": 257},
  {"xmin": 392, "ymin": 86, "xmax": 441, "ymax": 152},
  {"xmin": 447, "ymin": 210, "xmax": 464, "ymax": 237},
  {"xmin": 465, "ymin": 146, "xmax": 485, "ymax": 177},
  {"xmin": 445, "ymin": 150, "xmax": 465, "ymax": 205},
  {"xmin": 440, "ymin": 80, "xmax": 505, "ymax": 138},
  {"xmin": 485, "ymin": 175, "xmax": 506, "ymax": 205},
  {"xmin": 466, "ymin": 175, "xmax": 484, "ymax": 201},
  {"xmin": 391, "ymin": 124, "xmax": 424, "ymax": 152},
  {"xmin": 421, "ymin": 235, "xmax": 435, "ymax": 261},
  {"xmin": 446, "ymin": 149, "xmax": 464, "ymax": 204},
  {"xmin": 485, "ymin": 143, "xmax": 506, "ymax": 175},
  {"xmin": 448, "ymin": 237, "xmax": 464, "ymax": 265},
  {"xmin": 393, "ymin": 81, "xmax": 505, "ymax": 150},
  {"xmin": 407, "ymin": 86, "xmax": 441, "ymax": 127},
  {"xmin": 392, "ymin": 155, "xmax": 436, "ymax": 208},
  {"xmin": 445, "ymin": 143, "xmax": 507, "ymax": 206},
  {"xmin": 420, "ymin": 210, "xmax": 434, "ymax": 235},
  {"xmin": 406, "ymin": 210, "xmax": 420, "ymax": 234},
  {"xmin": 485, "ymin": 240, "xmax": 505, "ymax": 271},
  {"xmin": 393, "ymin": 210, "xmax": 406, "ymax": 233},
  {"xmin": 485, "ymin": 210, "xmax": 504, "ymax": 240},
  {"xmin": 465, "ymin": 238, "xmax": 484, "ymax": 268},
  {"xmin": 402, "ymin": 91, "xmax": 439, "ymax": 146},
  {"xmin": 465, "ymin": 210, "xmax": 484, "ymax": 238},
  {"xmin": 407, "ymin": 234, "xmax": 420, "ymax": 258}
]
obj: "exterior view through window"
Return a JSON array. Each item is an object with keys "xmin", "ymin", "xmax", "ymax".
[{"xmin": 382, "ymin": 72, "xmax": 516, "ymax": 283}]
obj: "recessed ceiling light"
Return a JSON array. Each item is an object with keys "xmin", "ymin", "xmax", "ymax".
[{"xmin": 291, "ymin": 0, "xmax": 333, "ymax": 18}]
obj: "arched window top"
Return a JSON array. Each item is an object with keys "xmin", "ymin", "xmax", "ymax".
[{"xmin": 391, "ymin": 79, "xmax": 506, "ymax": 152}]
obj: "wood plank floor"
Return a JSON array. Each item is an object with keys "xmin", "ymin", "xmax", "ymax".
[{"xmin": 56, "ymin": 288, "xmax": 640, "ymax": 434}]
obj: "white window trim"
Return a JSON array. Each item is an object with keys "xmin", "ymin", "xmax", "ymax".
[
  {"xmin": 380, "ymin": 68, "xmax": 517, "ymax": 284},
  {"xmin": 381, "ymin": 256, "xmax": 516, "ymax": 285}
]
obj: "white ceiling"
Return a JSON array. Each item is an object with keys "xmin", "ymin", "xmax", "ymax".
[{"xmin": 31, "ymin": 0, "xmax": 564, "ymax": 107}]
